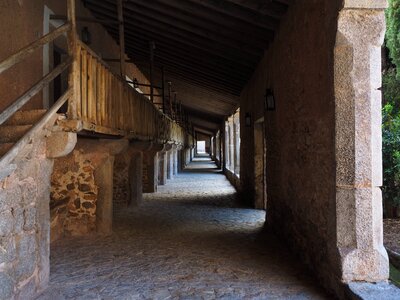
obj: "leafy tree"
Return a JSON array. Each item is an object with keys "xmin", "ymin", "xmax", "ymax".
[{"xmin": 383, "ymin": 0, "xmax": 400, "ymax": 213}]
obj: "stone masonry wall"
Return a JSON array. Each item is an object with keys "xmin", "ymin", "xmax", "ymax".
[
  {"xmin": 0, "ymin": 138, "xmax": 53, "ymax": 299},
  {"xmin": 113, "ymin": 153, "xmax": 130, "ymax": 209},
  {"xmin": 51, "ymin": 150, "xmax": 98, "ymax": 242},
  {"xmin": 240, "ymin": 0, "xmax": 342, "ymax": 293}
]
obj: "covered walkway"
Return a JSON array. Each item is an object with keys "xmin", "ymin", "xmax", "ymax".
[{"xmin": 38, "ymin": 157, "xmax": 328, "ymax": 299}]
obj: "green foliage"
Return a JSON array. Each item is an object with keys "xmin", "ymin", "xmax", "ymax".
[
  {"xmin": 386, "ymin": 0, "xmax": 400, "ymax": 78},
  {"xmin": 383, "ymin": 0, "xmax": 400, "ymax": 209},
  {"xmin": 382, "ymin": 70, "xmax": 400, "ymax": 206}
]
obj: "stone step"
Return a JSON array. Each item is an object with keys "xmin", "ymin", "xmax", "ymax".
[
  {"xmin": 0, "ymin": 125, "xmax": 32, "ymax": 143},
  {"xmin": 0, "ymin": 143, "xmax": 14, "ymax": 157},
  {"xmin": 3, "ymin": 109, "xmax": 47, "ymax": 126}
]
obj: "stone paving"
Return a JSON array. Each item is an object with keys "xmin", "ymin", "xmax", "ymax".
[{"xmin": 37, "ymin": 157, "xmax": 329, "ymax": 300}]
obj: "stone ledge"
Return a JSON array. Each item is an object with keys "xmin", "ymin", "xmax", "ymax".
[
  {"xmin": 343, "ymin": 0, "xmax": 388, "ymax": 9},
  {"xmin": 347, "ymin": 282, "xmax": 400, "ymax": 299}
]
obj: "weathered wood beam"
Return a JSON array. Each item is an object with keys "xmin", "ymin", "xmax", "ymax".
[
  {"xmin": 50, "ymin": 14, "xmax": 120, "ymax": 24},
  {"xmin": 0, "ymin": 59, "xmax": 72, "ymax": 126},
  {"xmin": 120, "ymin": 0, "xmax": 271, "ymax": 50},
  {"xmin": 0, "ymin": 23, "xmax": 70, "ymax": 75},
  {"xmin": 85, "ymin": 0, "xmax": 264, "ymax": 57},
  {"xmin": 225, "ymin": 0, "xmax": 288, "ymax": 19},
  {"xmin": 128, "ymin": 0, "xmax": 273, "ymax": 44},
  {"xmin": 117, "ymin": 0, "xmax": 126, "ymax": 76},
  {"xmin": 104, "ymin": 25, "xmax": 257, "ymax": 69},
  {"xmin": 67, "ymin": 0, "xmax": 79, "ymax": 119},
  {"xmin": 91, "ymin": 7, "xmax": 259, "ymax": 68},
  {"xmin": 186, "ymin": 0, "xmax": 279, "ymax": 31},
  {"xmin": 105, "ymin": 27, "xmax": 253, "ymax": 82}
]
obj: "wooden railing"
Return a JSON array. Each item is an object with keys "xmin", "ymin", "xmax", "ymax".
[
  {"xmin": 74, "ymin": 41, "xmax": 186, "ymax": 144},
  {"xmin": 0, "ymin": 0, "xmax": 187, "ymax": 178}
]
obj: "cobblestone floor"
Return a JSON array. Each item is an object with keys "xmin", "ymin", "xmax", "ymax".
[{"xmin": 38, "ymin": 157, "xmax": 329, "ymax": 300}]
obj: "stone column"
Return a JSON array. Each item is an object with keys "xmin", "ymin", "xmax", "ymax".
[
  {"xmin": 173, "ymin": 146, "xmax": 180, "ymax": 175},
  {"xmin": 158, "ymin": 151, "xmax": 167, "ymax": 185},
  {"xmin": 128, "ymin": 151, "xmax": 143, "ymax": 207},
  {"xmin": 143, "ymin": 151, "xmax": 158, "ymax": 193},
  {"xmin": 167, "ymin": 150, "xmax": 174, "ymax": 179},
  {"xmin": 332, "ymin": 1, "xmax": 388, "ymax": 283},
  {"xmin": 95, "ymin": 156, "xmax": 114, "ymax": 236}
]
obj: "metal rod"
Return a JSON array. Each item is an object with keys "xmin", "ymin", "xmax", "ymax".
[
  {"xmin": 149, "ymin": 41, "xmax": 155, "ymax": 103},
  {"xmin": 161, "ymin": 66, "xmax": 165, "ymax": 114},
  {"xmin": 125, "ymin": 81, "xmax": 162, "ymax": 89}
]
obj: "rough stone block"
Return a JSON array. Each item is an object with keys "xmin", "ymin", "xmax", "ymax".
[
  {"xmin": 0, "ymin": 272, "xmax": 14, "ymax": 300},
  {"xmin": 0, "ymin": 210, "xmax": 14, "ymax": 237},
  {"xmin": 46, "ymin": 131, "xmax": 77, "ymax": 159},
  {"xmin": 23, "ymin": 206, "xmax": 36, "ymax": 231},
  {"xmin": 0, "ymin": 236, "xmax": 16, "ymax": 264}
]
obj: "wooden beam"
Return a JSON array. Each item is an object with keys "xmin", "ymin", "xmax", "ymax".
[
  {"xmin": 106, "ymin": 27, "xmax": 255, "ymax": 78},
  {"xmin": 225, "ymin": 0, "xmax": 288, "ymax": 19},
  {"xmin": 0, "ymin": 59, "xmax": 72, "ymax": 126},
  {"xmin": 90, "ymin": 7, "xmax": 259, "ymax": 68},
  {"xmin": 185, "ymin": 0, "xmax": 279, "ymax": 31},
  {"xmin": 67, "ymin": 0, "xmax": 79, "ymax": 119},
  {"xmin": 149, "ymin": 41, "xmax": 155, "ymax": 103},
  {"xmin": 0, "ymin": 23, "xmax": 70, "ymax": 75},
  {"xmin": 84, "ymin": 0, "xmax": 264, "ymax": 57},
  {"xmin": 50, "ymin": 14, "xmax": 120, "ymax": 24},
  {"xmin": 121, "ymin": 0, "xmax": 272, "ymax": 50},
  {"xmin": 117, "ymin": 0, "xmax": 126, "ymax": 76},
  {"xmin": 130, "ymin": 0, "xmax": 273, "ymax": 42}
]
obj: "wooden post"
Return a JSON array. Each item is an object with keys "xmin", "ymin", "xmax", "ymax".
[
  {"xmin": 168, "ymin": 81, "xmax": 172, "ymax": 117},
  {"xmin": 67, "ymin": 0, "xmax": 79, "ymax": 119},
  {"xmin": 149, "ymin": 41, "xmax": 155, "ymax": 103},
  {"xmin": 117, "ymin": 0, "xmax": 126, "ymax": 77},
  {"xmin": 161, "ymin": 66, "xmax": 165, "ymax": 114}
]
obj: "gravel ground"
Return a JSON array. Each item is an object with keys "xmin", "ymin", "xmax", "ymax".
[{"xmin": 37, "ymin": 157, "xmax": 329, "ymax": 300}]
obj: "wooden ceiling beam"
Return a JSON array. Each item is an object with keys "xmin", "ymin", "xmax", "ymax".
[
  {"xmin": 138, "ymin": 64, "xmax": 242, "ymax": 96},
  {"xmin": 225, "ymin": 0, "xmax": 289, "ymax": 19},
  {"xmin": 186, "ymin": 0, "xmax": 279, "ymax": 31},
  {"xmin": 85, "ymin": 0, "xmax": 264, "ymax": 57},
  {"xmin": 122, "ymin": 0, "xmax": 273, "ymax": 46},
  {"xmin": 134, "ymin": 58, "xmax": 242, "ymax": 95},
  {"xmin": 122, "ymin": 0, "xmax": 272, "ymax": 49},
  {"xmin": 85, "ymin": 6, "xmax": 261, "ymax": 68},
  {"xmin": 106, "ymin": 27, "xmax": 254, "ymax": 81}
]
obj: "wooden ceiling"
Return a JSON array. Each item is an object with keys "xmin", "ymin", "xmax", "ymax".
[{"xmin": 82, "ymin": 0, "xmax": 290, "ymax": 131}]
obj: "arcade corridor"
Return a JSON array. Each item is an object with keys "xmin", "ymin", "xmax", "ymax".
[{"xmin": 37, "ymin": 157, "xmax": 328, "ymax": 299}]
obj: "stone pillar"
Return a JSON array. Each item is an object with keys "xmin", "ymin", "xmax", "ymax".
[
  {"xmin": 332, "ymin": 1, "xmax": 388, "ymax": 283},
  {"xmin": 158, "ymin": 151, "xmax": 167, "ymax": 185},
  {"xmin": 173, "ymin": 147, "xmax": 179, "ymax": 175},
  {"xmin": 128, "ymin": 151, "xmax": 143, "ymax": 207},
  {"xmin": 143, "ymin": 151, "xmax": 158, "ymax": 193},
  {"xmin": 167, "ymin": 150, "xmax": 174, "ymax": 179},
  {"xmin": 95, "ymin": 156, "xmax": 114, "ymax": 236}
]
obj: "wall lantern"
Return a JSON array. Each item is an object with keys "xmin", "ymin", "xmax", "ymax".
[
  {"xmin": 245, "ymin": 113, "xmax": 252, "ymax": 127},
  {"xmin": 81, "ymin": 27, "xmax": 91, "ymax": 45},
  {"xmin": 265, "ymin": 88, "xmax": 276, "ymax": 111}
]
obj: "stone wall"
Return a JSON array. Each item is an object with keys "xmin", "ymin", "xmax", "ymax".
[
  {"xmin": 113, "ymin": 153, "xmax": 131, "ymax": 209},
  {"xmin": 50, "ymin": 150, "xmax": 98, "ymax": 241},
  {"xmin": 50, "ymin": 138, "xmax": 126, "ymax": 241},
  {"xmin": 0, "ymin": 138, "xmax": 53, "ymax": 299},
  {"xmin": 239, "ymin": 0, "xmax": 388, "ymax": 294},
  {"xmin": 240, "ymin": 0, "xmax": 341, "ymax": 292}
]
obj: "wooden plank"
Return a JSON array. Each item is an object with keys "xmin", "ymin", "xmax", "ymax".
[
  {"xmin": 87, "ymin": 55, "xmax": 95, "ymax": 124},
  {"xmin": 81, "ymin": 120, "xmax": 125, "ymax": 136},
  {"xmin": 81, "ymin": 48, "xmax": 88, "ymax": 121},
  {"xmin": 0, "ymin": 58, "xmax": 72, "ymax": 126},
  {"xmin": 96, "ymin": 61, "xmax": 102, "ymax": 125},
  {"xmin": 74, "ymin": 44, "xmax": 82, "ymax": 118},
  {"xmin": 67, "ymin": 0, "xmax": 78, "ymax": 119},
  {"xmin": 0, "ymin": 23, "xmax": 71, "ymax": 75},
  {"xmin": 117, "ymin": 0, "xmax": 126, "ymax": 76}
]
